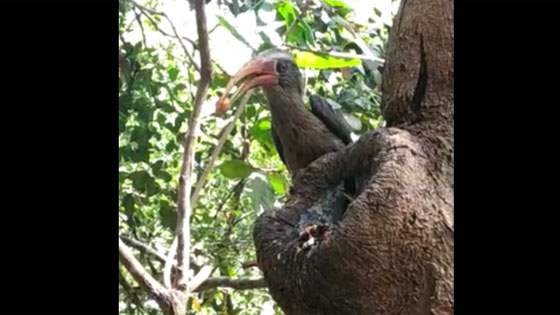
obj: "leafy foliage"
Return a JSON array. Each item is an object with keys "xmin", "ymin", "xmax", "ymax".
[{"xmin": 119, "ymin": 0, "xmax": 397, "ymax": 313}]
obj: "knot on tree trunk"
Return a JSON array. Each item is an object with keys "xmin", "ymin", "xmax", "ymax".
[{"xmin": 253, "ymin": 128, "xmax": 453, "ymax": 315}]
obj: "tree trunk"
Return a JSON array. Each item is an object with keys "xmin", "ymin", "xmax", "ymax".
[{"xmin": 252, "ymin": 0, "xmax": 453, "ymax": 313}]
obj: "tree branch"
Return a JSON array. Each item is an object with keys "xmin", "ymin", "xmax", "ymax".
[
  {"xmin": 121, "ymin": 235, "xmax": 168, "ymax": 263},
  {"xmin": 190, "ymin": 91, "xmax": 253, "ymax": 208},
  {"xmin": 212, "ymin": 179, "xmax": 245, "ymax": 220},
  {"xmin": 189, "ymin": 265, "xmax": 213, "ymax": 292},
  {"xmin": 163, "ymin": 238, "xmax": 177, "ymax": 289},
  {"xmin": 330, "ymin": 15, "xmax": 384, "ymax": 70},
  {"xmin": 119, "ymin": 238, "xmax": 169, "ymax": 304},
  {"xmin": 284, "ymin": 44, "xmax": 385, "ymax": 64},
  {"xmin": 174, "ymin": 0, "xmax": 213, "ymax": 293},
  {"xmin": 133, "ymin": 8, "xmax": 147, "ymax": 47},
  {"xmin": 119, "ymin": 268, "xmax": 145, "ymax": 311},
  {"xmin": 194, "ymin": 277, "xmax": 266, "ymax": 292},
  {"xmin": 136, "ymin": 7, "xmax": 198, "ymax": 48},
  {"xmin": 129, "ymin": 0, "xmax": 201, "ymax": 73}
]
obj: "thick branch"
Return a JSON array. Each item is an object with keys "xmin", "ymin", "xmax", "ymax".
[
  {"xmin": 189, "ymin": 265, "xmax": 213, "ymax": 292},
  {"xmin": 175, "ymin": 0, "xmax": 212, "ymax": 292},
  {"xmin": 194, "ymin": 277, "xmax": 266, "ymax": 292},
  {"xmin": 190, "ymin": 91, "xmax": 253, "ymax": 207},
  {"xmin": 119, "ymin": 239, "xmax": 169, "ymax": 305}
]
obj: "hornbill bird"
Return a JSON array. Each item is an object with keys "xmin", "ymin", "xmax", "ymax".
[{"xmin": 218, "ymin": 49, "xmax": 354, "ymax": 179}]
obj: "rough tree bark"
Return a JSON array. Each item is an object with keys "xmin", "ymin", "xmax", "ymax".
[{"xmin": 253, "ymin": 0, "xmax": 453, "ymax": 313}]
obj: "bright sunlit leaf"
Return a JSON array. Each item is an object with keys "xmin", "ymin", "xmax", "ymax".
[{"xmin": 294, "ymin": 51, "xmax": 361, "ymax": 69}]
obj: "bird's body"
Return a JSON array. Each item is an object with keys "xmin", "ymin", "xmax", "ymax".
[
  {"xmin": 267, "ymin": 92, "xmax": 349, "ymax": 175},
  {"xmin": 218, "ymin": 48, "xmax": 357, "ymax": 221},
  {"xmin": 219, "ymin": 48, "xmax": 353, "ymax": 177}
]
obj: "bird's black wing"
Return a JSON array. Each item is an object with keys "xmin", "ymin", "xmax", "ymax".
[
  {"xmin": 270, "ymin": 125, "xmax": 287, "ymax": 166},
  {"xmin": 309, "ymin": 95, "xmax": 353, "ymax": 145}
]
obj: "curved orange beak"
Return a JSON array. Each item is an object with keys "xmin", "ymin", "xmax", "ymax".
[{"xmin": 217, "ymin": 58, "xmax": 279, "ymax": 112}]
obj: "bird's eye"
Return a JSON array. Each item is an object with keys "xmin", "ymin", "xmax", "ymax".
[{"xmin": 277, "ymin": 62, "xmax": 288, "ymax": 73}]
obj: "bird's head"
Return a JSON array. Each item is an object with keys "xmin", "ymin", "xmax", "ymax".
[{"xmin": 218, "ymin": 49, "xmax": 302, "ymax": 110}]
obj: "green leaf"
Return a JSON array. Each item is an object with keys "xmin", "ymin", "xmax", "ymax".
[
  {"xmin": 246, "ymin": 104, "xmax": 257, "ymax": 118},
  {"xmin": 119, "ymin": 116, "xmax": 126, "ymax": 134},
  {"xmin": 174, "ymin": 83, "xmax": 187, "ymax": 93},
  {"xmin": 166, "ymin": 139, "xmax": 178, "ymax": 152},
  {"xmin": 276, "ymin": 1, "xmax": 296, "ymax": 26},
  {"xmin": 152, "ymin": 160, "xmax": 164, "ymax": 172},
  {"xmin": 129, "ymin": 170, "xmax": 153, "ymax": 191},
  {"xmin": 154, "ymin": 169, "xmax": 173, "ymax": 182},
  {"xmin": 130, "ymin": 146, "xmax": 149, "ymax": 163},
  {"xmin": 277, "ymin": 1, "xmax": 314, "ymax": 46},
  {"xmin": 258, "ymin": 31, "xmax": 271, "ymax": 44},
  {"xmin": 372, "ymin": 68, "xmax": 382, "ymax": 86},
  {"xmin": 245, "ymin": 175, "xmax": 275, "ymax": 212},
  {"xmin": 167, "ymin": 66, "xmax": 179, "ymax": 81},
  {"xmin": 122, "ymin": 194, "xmax": 135, "ymax": 215},
  {"xmin": 267, "ymin": 173, "xmax": 286, "ymax": 195},
  {"xmin": 133, "ymin": 41, "xmax": 143, "ymax": 56},
  {"xmin": 131, "ymin": 127, "xmax": 150, "ymax": 145},
  {"xmin": 119, "ymin": 171, "xmax": 128, "ymax": 183},
  {"xmin": 119, "ymin": 94, "xmax": 132, "ymax": 112},
  {"xmin": 259, "ymin": 1, "xmax": 274, "ymax": 11},
  {"xmin": 159, "ymin": 200, "xmax": 176, "ymax": 229},
  {"xmin": 211, "ymin": 73, "xmax": 229, "ymax": 89},
  {"xmin": 249, "ymin": 118, "xmax": 271, "ymax": 135},
  {"xmin": 298, "ymin": 20, "xmax": 315, "ymax": 46},
  {"xmin": 151, "ymin": 160, "xmax": 173, "ymax": 182},
  {"xmin": 294, "ymin": 51, "xmax": 361, "ymax": 69},
  {"xmin": 342, "ymin": 111, "xmax": 362, "ymax": 131},
  {"xmin": 324, "ymin": 0, "xmax": 349, "ymax": 8},
  {"xmin": 145, "ymin": 180, "xmax": 160, "ymax": 197},
  {"xmin": 218, "ymin": 160, "xmax": 255, "ymax": 179},
  {"xmin": 137, "ymin": 106, "xmax": 153, "ymax": 123},
  {"xmin": 249, "ymin": 118, "xmax": 274, "ymax": 151},
  {"xmin": 216, "ymin": 16, "xmax": 256, "ymax": 51}
]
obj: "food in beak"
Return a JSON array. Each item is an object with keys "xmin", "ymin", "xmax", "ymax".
[{"xmin": 215, "ymin": 58, "xmax": 278, "ymax": 114}]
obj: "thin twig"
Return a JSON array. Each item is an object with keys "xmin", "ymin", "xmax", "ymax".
[
  {"xmin": 121, "ymin": 236, "xmax": 204, "ymax": 275},
  {"xmin": 129, "ymin": 0, "xmax": 201, "ymax": 73},
  {"xmin": 331, "ymin": 15, "xmax": 384, "ymax": 69},
  {"xmin": 133, "ymin": 8, "xmax": 147, "ymax": 46},
  {"xmin": 284, "ymin": 44, "xmax": 385, "ymax": 64},
  {"xmin": 174, "ymin": 0, "xmax": 213, "ymax": 294},
  {"xmin": 121, "ymin": 235, "xmax": 167, "ymax": 263},
  {"xmin": 119, "ymin": 268, "xmax": 145, "ymax": 314},
  {"xmin": 194, "ymin": 277, "xmax": 266, "ymax": 292},
  {"xmin": 190, "ymin": 91, "xmax": 253, "ymax": 208},
  {"xmin": 119, "ymin": 268, "xmax": 145, "ymax": 311},
  {"xmin": 283, "ymin": 0, "xmax": 311, "ymax": 44},
  {"xmin": 212, "ymin": 179, "xmax": 246, "ymax": 220},
  {"xmin": 231, "ymin": 212, "xmax": 252, "ymax": 227},
  {"xmin": 138, "ymin": 9, "xmax": 198, "ymax": 49}
]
